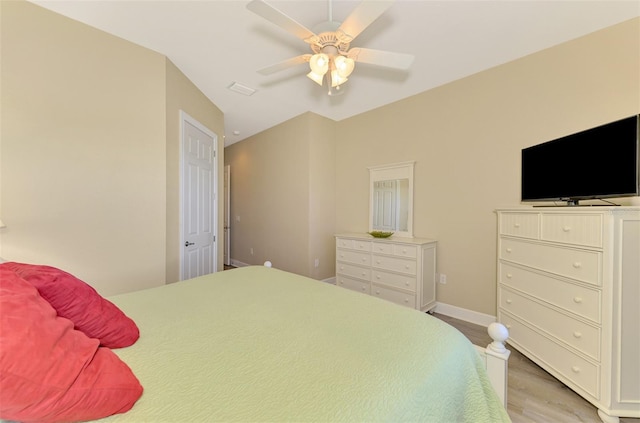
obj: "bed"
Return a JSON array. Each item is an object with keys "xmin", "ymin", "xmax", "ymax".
[{"xmin": 0, "ymin": 262, "xmax": 510, "ymax": 423}]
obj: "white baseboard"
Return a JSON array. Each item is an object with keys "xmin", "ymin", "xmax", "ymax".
[
  {"xmin": 434, "ymin": 302, "xmax": 496, "ymax": 328},
  {"xmin": 230, "ymin": 259, "xmax": 250, "ymax": 268}
]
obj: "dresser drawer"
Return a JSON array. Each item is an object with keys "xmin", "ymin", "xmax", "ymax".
[
  {"xmin": 500, "ymin": 238, "xmax": 601, "ymax": 286},
  {"xmin": 500, "ymin": 287, "xmax": 600, "ymax": 360},
  {"xmin": 372, "ymin": 255, "xmax": 416, "ymax": 275},
  {"xmin": 336, "ymin": 249, "xmax": 370, "ymax": 266},
  {"xmin": 500, "ymin": 212, "xmax": 540, "ymax": 239},
  {"xmin": 371, "ymin": 284, "xmax": 416, "ymax": 308},
  {"xmin": 499, "ymin": 263, "xmax": 600, "ymax": 323},
  {"xmin": 336, "ymin": 275, "xmax": 370, "ymax": 294},
  {"xmin": 541, "ymin": 214, "xmax": 603, "ymax": 248},
  {"xmin": 336, "ymin": 238, "xmax": 371, "ymax": 252},
  {"xmin": 501, "ymin": 313, "xmax": 599, "ymax": 398},
  {"xmin": 371, "ymin": 242, "xmax": 418, "ymax": 259},
  {"xmin": 372, "ymin": 269, "xmax": 416, "ymax": 292},
  {"xmin": 336, "ymin": 263, "xmax": 371, "ymax": 281}
]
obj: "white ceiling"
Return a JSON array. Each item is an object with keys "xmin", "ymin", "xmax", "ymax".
[{"xmin": 31, "ymin": 0, "xmax": 640, "ymax": 146}]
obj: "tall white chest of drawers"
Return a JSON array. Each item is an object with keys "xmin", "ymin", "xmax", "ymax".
[
  {"xmin": 496, "ymin": 207, "xmax": 640, "ymax": 423},
  {"xmin": 335, "ymin": 234, "xmax": 437, "ymax": 312}
]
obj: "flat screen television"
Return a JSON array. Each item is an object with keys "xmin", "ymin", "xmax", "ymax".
[{"xmin": 521, "ymin": 115, "xmax": 639, "ymax": 205}]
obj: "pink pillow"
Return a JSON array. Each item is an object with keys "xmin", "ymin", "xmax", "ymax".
[
  {"xmin": 0, "ymin": 268, "xmax": 143, "ymax": 423},
  {"xmin": 1, "ymin": 262, "xmax": 139, "ymax": 348}
]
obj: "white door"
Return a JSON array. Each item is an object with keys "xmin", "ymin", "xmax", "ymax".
[
  {"xmin": 223, "ymin": 165, "xmax": 231, "ymax": 266},
  {"xmin": 181, "ymin": 112, "xmax": 217, "ymax": 280}
]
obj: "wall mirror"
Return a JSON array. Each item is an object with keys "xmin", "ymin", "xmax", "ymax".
[{"xmin": 368, "ymin": 161, "xmax": 415, "ymax": 238}]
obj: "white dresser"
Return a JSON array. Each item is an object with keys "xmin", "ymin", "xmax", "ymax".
[
  {"xmin": 335, "ymin": 234, "xmax": 437, "ymax": 312},
  {"xmin": 496, "ymin": 207, "xmax": 640, "ymax": 423}
]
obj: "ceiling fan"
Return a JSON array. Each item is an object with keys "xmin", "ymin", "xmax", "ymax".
[{"xmin": 246, "ymin": 0, "xmax": 414, "ymax": 95}]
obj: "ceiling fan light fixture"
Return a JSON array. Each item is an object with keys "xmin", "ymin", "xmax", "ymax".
[
  {"xmin": 307, "ymin": 70, "xmax": 325, "ymax": 86},
  {"xmin": 330, "ymin": 69, "xmax": 348, "ymax": 87},
  {"xmin": 309, "ymin": 53, "xmax": 329, "ymax": 75},
  {"xmin": 334, "ymin": 55, "xmax": 355, "ymax": 78}
]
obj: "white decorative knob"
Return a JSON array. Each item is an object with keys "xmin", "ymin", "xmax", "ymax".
[
  {"xmin": 572, "ymin": 366, "xmax": 581, "ymax": 373},
  {"xmin": 514, "ymin": 223, "xmax": 521, "ymax": 228},
  {"xmin": 506, "ymin": 248, "xmax": 512, "ymax": 253},
  {"xmin": 573, "ymin": 296, "xmax": 583, "ymax": 304},
  {"xmin": 563, "ymin": 226, "xmax": 571, "ymax": 232},
  {"xmin": 573, "ymin": 331, "xmax": 582, "ymax": 338},
  {"xmin": 488, "ymin": 322, "xmax": 509, "ymax": 353},
  {"xmin": 375, "ymin": 290, "xmax": 380, "ymax": 295},
  {"xmin": 506, "ymin": 299, "xmax": 512, "ymax": 304},
  {"xmin": 573, "ymin": 262, "xmax": 582, "ymax": 269},
  {"xmin": 506, "ymin": 273, "xmax": 513, "ymax": 279}
]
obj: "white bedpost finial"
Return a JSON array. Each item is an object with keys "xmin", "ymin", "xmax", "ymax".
[
  {"xmin": 488, "ymin": 322, "xmax": 509, "ymax": 354},
  {"xmin": 263, "ymin": 261, "xmax": 272, "ymax": 268}
]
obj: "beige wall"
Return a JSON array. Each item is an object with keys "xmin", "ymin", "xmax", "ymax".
[
  {"xmin": 0, "ymin": 1, "xmax": 224, "ymax": 295},
  {"xmin": 335, "ymin": 17, "xmax": 640, "ymax": 315},
  {"xmin": 224, "ymin": 112, "xmax": 336, "ymax": 279}
]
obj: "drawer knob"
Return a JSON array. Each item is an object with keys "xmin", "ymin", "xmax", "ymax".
[
  {"xmin": 563, "ymin": 226, "xmax": 572, "ymax": 232},
  {"xmin": 362, "ymin": 258, "xmax": 366, "ymax": 262},
  {"xmin": 505, "ymin": 324, "xmax": 512, "ymax": 329},
  {"xmin": 573, "ymin": 262, "xmax": 582, "ymax": 269},
  {"xmin": 506, "ymin": 299, "xmax": 513, "ymax": 304},
  {"xmin": 361, "ymin": 272, "xmax": 366, "ymax": 276},
  {"xmin": 404, "ymin": 298, "xmax": 409, "ymax": 303},
  {"xmin": 506, "ymin": 248, "xmax": 512, "ymax": 253},
  {"xmin": 376, "ymin": 260, "xmax": 381, "ymax": 264},
  {"xmin": 402, "ymin": 249, "xmax": 407, "ymax": 253},
  {"xmin": 340, "ymin": 266, "xmax": 344, "ymax": 271},
  {"xmin": 362, "ymin": 287, "xmax": 366, "ymax": 291},
  {"xmin": 376, "ymin": 275, "xmax": 381, "ymax": 279},
  {"xmin": 514, "ymin": 223, "xmax": 521, "ymax": 228},
  {"xmin": 405, "ymin": 282, "xmax": 409, "ymax": 286},
  {"xmin": 571, "ymin": 366, "xmax": 581, "ymax": 373},
  {"xmin": 405, "ymin": 265, "xmax": 409, "ymax": 269},
  {"xmin": 506, "ymin": 273, "xmax": 513, "ymax": 279},
  {"xmin": 573, "ymin": 296, "xmax": 583, "ymax": 304},
  {"xmin": 375, "ymin": 290, "xmax": 380, "ymax": 295},
  {"xmin": 573, "ymin": 331, "xmax": 582, "ymax": 339},
  {"xmin": 340, "ymin": 254, "xmax": 344, "ymax": 258}
]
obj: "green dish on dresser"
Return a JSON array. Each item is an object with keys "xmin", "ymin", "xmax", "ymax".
[{"xmin": 368, "ymin": 231, "xmax": 394, "ymax": 238}]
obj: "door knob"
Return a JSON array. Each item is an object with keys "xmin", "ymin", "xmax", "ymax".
[{"xmin": 185, "ymin": 241, "xmax": 195, "ymax": 247}]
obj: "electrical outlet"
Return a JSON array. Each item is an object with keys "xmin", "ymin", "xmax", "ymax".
[
  {"xmin": 250, "ymin": 248, "xmax": 254, "ymax": 255},
  {"xmin": 439, "ymin": 274, "xmax": 447, "ymax": 284},
  {"xmin": 314, "ymin": 258, "xmax": 320, "ymax": 268}
]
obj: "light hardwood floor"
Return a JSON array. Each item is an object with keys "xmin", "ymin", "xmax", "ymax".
[{"xmin": 433, "ymin": 313, "xmax": 637, "ymax": 423}]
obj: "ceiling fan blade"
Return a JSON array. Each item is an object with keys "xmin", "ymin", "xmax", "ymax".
[
  {"xmin": 247, "ymin": 0, "xmax": 317, "ymax": 42},
  {"xmin": 337, "ymin": 0, "xmax": 394, "ymax": 43},
  {"xmin": 348, "ymin": 48, "xmax": 414, "ymax": 70},
  {"xmin": 257, "ymin": 54, "xmax": 312, "ymax": 75}
]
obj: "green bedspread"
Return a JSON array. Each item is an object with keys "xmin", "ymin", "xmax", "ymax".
[{"xmin": 102, "ymin": 266, "xmax": 510, "ymax": 422}]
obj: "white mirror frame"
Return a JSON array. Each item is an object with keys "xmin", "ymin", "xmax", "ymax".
[{"xmin": 368, "ymin": 161, "xmax": 415, "ymax": 238}]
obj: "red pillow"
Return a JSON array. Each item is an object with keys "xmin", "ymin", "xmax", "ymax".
[
  {"xmin": 1, "ymin": 262, "xmax": 139, "ymax": 348},
  {"xmin": 0, "ymin": 268, "xmax": 143, "ymax": 423}
]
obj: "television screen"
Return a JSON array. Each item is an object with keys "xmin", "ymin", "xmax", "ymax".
[{"xmin": 521, "ymin": 115, "xmax": 639, "ymax": 204}]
